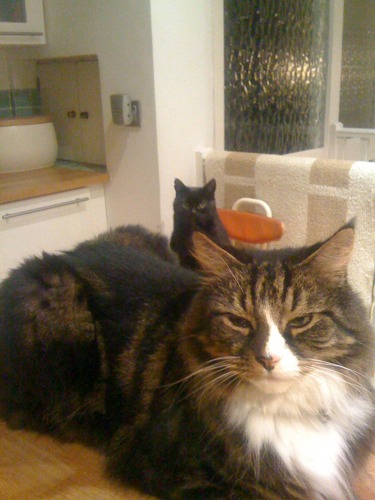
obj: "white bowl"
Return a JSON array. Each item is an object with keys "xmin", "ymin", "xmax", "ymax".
[{"xmin": 0, "ymin": 115, "xmax": 58, "ymax": 173}]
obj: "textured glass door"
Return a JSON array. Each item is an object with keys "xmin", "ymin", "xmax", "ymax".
[{"xmin": 224, "ymin": 0, "xmax": 330, "ymax": 154}]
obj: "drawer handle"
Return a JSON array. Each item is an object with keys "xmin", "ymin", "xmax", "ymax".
[
  {"xmin": 0, "ymin": 31, "xmax": 44, "ymax": 36},
  {"xmin": 80, "ymin": 111, "xmax": 89, "ymax": 119},
  {"xmin": 2, "ymin": 197, "xmax": 89, "ymax": 220},
  {"xmin": 67, "ymin": 110, "xmax": 76, "ymax": 118}
]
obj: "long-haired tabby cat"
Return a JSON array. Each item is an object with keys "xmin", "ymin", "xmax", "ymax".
[
  {"xmin": 0, "ymin": 222, "xmax": 374, "ymax": 499},
  {"xmin": 0, "ymin": 224, "xmax": 176, "ymax": 444},
  {"xmin": 170, "ymin": 178, "xmax": 231, "ymax": 268}
]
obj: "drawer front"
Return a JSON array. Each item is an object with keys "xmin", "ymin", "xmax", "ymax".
[{"xmin": 0, "ymin": 186, "xmax": 107, "ymax": 281}]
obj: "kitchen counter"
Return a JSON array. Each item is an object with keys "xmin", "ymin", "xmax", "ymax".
[{"xmin": 0, "ymin": 161, "xmax": 110, "ymax": 205}]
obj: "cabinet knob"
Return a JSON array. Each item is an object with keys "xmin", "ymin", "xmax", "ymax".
[
  {"xmin": 67, "ymin": 110, "xmax": 76, "ymax": 118},
  {"xmin": 80, "ymin": 111, "xmax": 89, "ymax": 119}
]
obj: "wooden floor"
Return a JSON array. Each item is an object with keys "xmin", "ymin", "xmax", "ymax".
[
  {"xmin": 0, "ymin": 419, "xmax": 374, "ymax": 499},
  {"xmin": 0, "ymin": 421, "xmax": 153, "ymax": 499}
]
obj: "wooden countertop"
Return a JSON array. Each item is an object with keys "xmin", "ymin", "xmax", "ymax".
[{"xmin": 0, "ymin": 164, "xmax": 110, "ymax": 205}]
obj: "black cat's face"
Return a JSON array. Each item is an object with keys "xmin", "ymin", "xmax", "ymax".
[{"xmin": 173, "ymin": 179, "xmax": 217, "ymax": 225}]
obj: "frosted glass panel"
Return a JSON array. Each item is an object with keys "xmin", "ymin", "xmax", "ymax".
[
  {"xmin": 339, "ymin": 0, "xmax": 375, "ymax": 128},
  {"xmin": 224, "ymin": 0, "xmax": 329, "ymax": 154}
]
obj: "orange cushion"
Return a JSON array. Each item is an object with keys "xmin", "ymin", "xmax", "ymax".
[{"xmin": 217, "ymin": 208, "xmax": 285, "ymax": 244}]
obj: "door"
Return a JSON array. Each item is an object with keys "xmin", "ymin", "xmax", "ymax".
[{"xmin": 213, "ymin": 0, "xmax": 344, "ymax": 158}]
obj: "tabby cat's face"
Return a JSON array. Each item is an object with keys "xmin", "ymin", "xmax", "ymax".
[{"xmin": 184, "ymin": 228, "xmax": 372, "ymax": 396}]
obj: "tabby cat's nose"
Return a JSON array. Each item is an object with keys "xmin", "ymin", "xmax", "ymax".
[{"xmin": 255, "ymin": 355, "xmax": 281, "ymax": 372}]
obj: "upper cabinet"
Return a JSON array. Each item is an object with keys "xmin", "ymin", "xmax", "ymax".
[
  {"xmin": 0, "ymin": 0, "xmax": 45, "ymax": 45},
  {"xmin": 37, "ymin": 56, "xmax": 106, "ymax": 165}
]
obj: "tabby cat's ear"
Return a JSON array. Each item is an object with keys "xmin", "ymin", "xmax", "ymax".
[
  {"xmin": 174, "ymin": 178, "xmax": 186, "ymax": 192},
  {"xmin": 192, "ymin": 232, "xmax": 238, "ymax": 275},
  {"xmin": 302, "ymin": 225, "xmax": 355, "ymax": 281}
]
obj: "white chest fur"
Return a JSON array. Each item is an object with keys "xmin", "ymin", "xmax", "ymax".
[{"xmin": 225, "ymin": 377, "xmax": 372, "ymax": 499}]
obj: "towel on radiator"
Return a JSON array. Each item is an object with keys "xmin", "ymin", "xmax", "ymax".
[{"xmin": 204, "ymin": 151, "xmax": 375, "ymax": 314}]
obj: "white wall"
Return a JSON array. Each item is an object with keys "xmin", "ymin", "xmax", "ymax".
[
  {"xmin": 38, "ymin": 0, "xmax": 162, "ymax": 231},
  {"xmin": 150, "ymin": 0, "xmax": 214, "ymax": 235},
  {"xmin": 1, "ymin": 1, "xmax": 216, "ymax": 235}
]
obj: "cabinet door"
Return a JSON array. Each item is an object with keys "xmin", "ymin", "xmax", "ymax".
[
  {"xmin": 0, "ymin": 186, "xmax": 107, "ymax": 281},
  {"xmin": 0, "ymin": 0, "xmax": 45, "ymax": 45},
  {"xmin": 38, "ymin": 61, "xmax": 83, "ymax": 161},
  {"xmin": 37, "ymin": 59, "xmax": 106, "ymax": 165},
  {"xmin": 76, "ymin": 61, "xmax": 106, "ymax": 165}
]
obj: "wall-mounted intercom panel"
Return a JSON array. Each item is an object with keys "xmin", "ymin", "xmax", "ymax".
[{"xmin": 110, "ymin": 94, "xmax": 140, "ymax": 126}]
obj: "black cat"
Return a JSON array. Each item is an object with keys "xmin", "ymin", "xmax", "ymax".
[{"xmin": 170, "ymin": 178, "xmax": 231, "ymax": 268}]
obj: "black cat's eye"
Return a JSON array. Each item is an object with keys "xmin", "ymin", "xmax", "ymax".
[
  {"xmin": 197, "ymin": 202, "xmax": 206, "ymax": 210},
  {"xmin": 288, "ymin": 314, "xmax": 313, "ymax": 330}
]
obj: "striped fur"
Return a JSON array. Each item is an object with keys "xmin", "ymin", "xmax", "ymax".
[{"xmin": 0, "ymin": 224, "xmax": 374, "ymax": 499}]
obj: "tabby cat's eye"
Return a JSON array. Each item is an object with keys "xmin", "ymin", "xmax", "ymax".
[
  {"xmin": 288, "ymin": 314, "xmax": 313, "ymax": 329},
  {"xmin": 227, "ymin": 314, "xmax": 251, "ymax": 331}
]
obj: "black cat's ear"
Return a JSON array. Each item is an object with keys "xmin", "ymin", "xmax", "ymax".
[
  {"xmin": 174, "ymin": 178, "xmax": 186, "ymax": 192},
  {"xmin": 192, "ymin": 232, "xmax": 238, "ymax": 275},
  {"xmin": 204, "ymin": 178, "xmax": 216, "ymax": 196},
  {"xmin": 301, "ymin": 222, "xmax": 355, "ymax": 281}
]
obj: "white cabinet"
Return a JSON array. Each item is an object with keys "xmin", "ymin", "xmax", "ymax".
[
  {"xmin": 0, "ymin": 0, "xmax": 45, "ymax": 45},
  {"xmin": 0, "ymin": 185, "xmax": 108, "ymax": 281},
  {"xmin": 37, "ymin": 58, "xmax": 106, "ymax": 165}
]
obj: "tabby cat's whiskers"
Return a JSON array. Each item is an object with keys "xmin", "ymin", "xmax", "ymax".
[
  {"xmin": 161, "ymin": 356, "xmax": 240, "ymax": 389},
  {"xmin": 300, "ymin": 358, "xmax": 373, "ymax": 398},
  {"xmin": 163, "ymin": 356, "xmax": 241, "ymax": 409}
]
